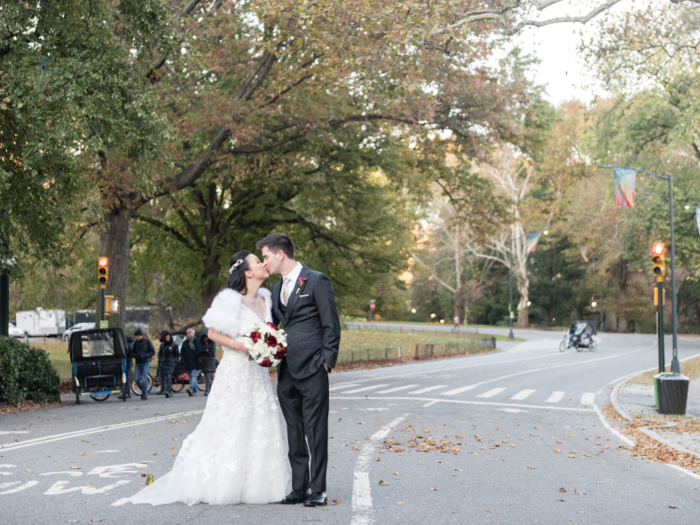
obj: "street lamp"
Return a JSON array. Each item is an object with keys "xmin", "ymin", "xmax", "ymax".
[
  {"xmin": 411, "ymin": 308, "xmax": 417, "ymax": 314},
  {"xmin": 598, "ymin": 165, "xmax": 680, "ymax": 373},
  {"xmin": 508, "ymin": 230, "xmax": 548, "ymax": 340},
  {"xmin": 430, "ymin": 313, "xmax": 436, "ymax": 319},
  {"xmin": 591, "ymin": 301, "xmax": 597, "ymax": 308}
]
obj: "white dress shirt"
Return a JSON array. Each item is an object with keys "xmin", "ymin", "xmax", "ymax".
[{"xmin": 280, "ymin": 262, "xmax": 303, "ymax": 305}]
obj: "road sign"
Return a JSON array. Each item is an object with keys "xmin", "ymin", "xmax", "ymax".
[
  {"xmin": 370, "ymin": 299, "xmax": 375, "ymax": 311},
  {"xmin": 99, "ymin": 320, "xmax": 108, "ymax": 329}
]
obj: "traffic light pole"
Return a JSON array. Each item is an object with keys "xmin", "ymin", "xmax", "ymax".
[
  {"xmin": 0, "ymin": 271, "xmax": 8, "ymax": 338},
  {"xmin": 508, "ymin": 236, "xmax": 514, "ymax": 340},
  {"xmin": 657, "ymin": 281, "xmax": 665, "ymax": 374},
  {"xmin": 667, "ymin": 175, "xmax": 680, "ymax": 373}
]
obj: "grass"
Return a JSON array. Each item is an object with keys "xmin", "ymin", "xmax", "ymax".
[
  {"xmin": 338, "ymin": 327, "xmax": 497, "ymax": 362},
  {"xmin": 628, "ymin": 355, "xmax": 700, "ymax": 385},
  {"xmin": 346, "ymin": 324, "xmax": 524, "ymax": 342}
]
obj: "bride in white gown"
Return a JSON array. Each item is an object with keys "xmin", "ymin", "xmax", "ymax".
[{"xmin": 130, "ymin": 251, "xmax": 292, "ymax": 506}]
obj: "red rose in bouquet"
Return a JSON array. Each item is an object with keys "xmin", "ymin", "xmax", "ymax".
[
  {"xmin": 260, "ymin": 357, "xmax": 272, "ymax": 368},
  {"xmin": 266, "ymin": 322, "xmax": 279, "ymax": 330},
  {"xmin": 274, "ymin": 347, "xmax": 287, "ymax": 360},
  {"xmin": 249, "ymin": 331, "xmax": 262, "ymax": 343},
  {"xmin": 265, "ymin": 335, "xmax": 278, "ymax": 347}
]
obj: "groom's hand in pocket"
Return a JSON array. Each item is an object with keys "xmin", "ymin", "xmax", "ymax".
[{"xmin": 323, "ymin": 364, "xmax": 330, "ymax": 373}]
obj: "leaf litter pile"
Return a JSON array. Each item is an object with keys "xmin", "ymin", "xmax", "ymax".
[
  {"xmin": 601, "ymin": 402, "xmax": 700, "ymax": 475},
  {"xmin": 384, "ymin": 425, "xmax": 461, "ymax": 454}
]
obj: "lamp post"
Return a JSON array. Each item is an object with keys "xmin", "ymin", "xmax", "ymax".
[
  {"xmin": 508, "ymin": 230, "xmax": 548, "ymax": 340},
  {"xmin": 598, "ymin": 165, "xmax": 680, "ymax": 373}
]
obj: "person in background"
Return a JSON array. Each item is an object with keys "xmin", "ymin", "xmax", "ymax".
[
  {"xmin": 119, "ymin": 334, "xmax": 134, "ymax": 400},
  {"xmin": 158, "ymin": 331, "xmax": 179, "ymax": 398},
  {"xmin": 198, "ymin": 333, "xmax": 217, "ymax": 396},
  {"xmin": 132, "ymin": 328, "xmax": 156, "ymax": 400},
  {"xmin": 155, "ymin": 330, "xmax": 167, "ymax": 395},
  {"xmin": 181, "ymin": 327, "xmax": 202, "ymax": 396}
]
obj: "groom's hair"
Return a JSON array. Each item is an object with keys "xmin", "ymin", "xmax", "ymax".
[{"xmin": 257, "ymin": 233, "xmax": 295, "ymax": 260}]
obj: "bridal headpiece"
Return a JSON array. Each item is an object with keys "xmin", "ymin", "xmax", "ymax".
[{"xmin": 229, "ymin": 259, "xmax": 244, "ymax": 274}]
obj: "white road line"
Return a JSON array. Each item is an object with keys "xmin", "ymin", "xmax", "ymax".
[
  {"xmin": 94, "ymin": 450, "xmax": 120, "ymax": 454},
  {"xmin": 477, "ymin": 387, "xmax": 507, "ymax": 398},
  {"xmin": 0, "ymin": 431, "xmax": 30, "ymax": 435},
  {"xmin": 422, "ymin": 400, "xmax": 440, "ymax": 407},
  {"xmin": 333, "ymin": 396, "xmax": 596, "ymax": 412},
  {"xmin": 329, "ymin": 383, "xmax": 362, "ymax": 392},
  {"xmin": 592, "ymin": 403, "xmax": 635, "ymax": 446},
  {"xmin": 0, "ymin": 410, "xmax": 204, "ymax": 452},
  {"xmin": 667, "ymin": 463, "xmax": 700, "ymax": 482},
  {"xmin": 581, "ymin": 393, "xmax": 596, "ymax": 405},
  {"xmin": 111, "ymin": 497, "xmax": 131, "ymax": 507},
  {"xmin": 545, "ymin": 391, "xmax": 565, "ymax": 403},
  {"xmin": 340, "ymin": 385, "xmax": 390, "ymax": 394},
  {"xmin": 375, "ymin": 385, "xmax": 419, "ymax": 394},
  {"xmin": 441, "ymin": 385, "xmax": 477, "ymax": 396},
  {"xmin": 408, "ymin": 385, "xmax": 447, "ymax": 395},
  {"xmin": 351, "ymin": 415, "xmax": 407, "ymax": 525},
  {"xmin": 510, "ymin": 389, "xmax": 535, "ymax": 400},
  {"xmin": 344, "ymin": 349, "xmax": 643, "ymax": 385}
]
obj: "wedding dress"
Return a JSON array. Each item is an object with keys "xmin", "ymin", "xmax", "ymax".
[{"xmin": 130, "ymin": 287, "xmax": 291, "ymax": 506}]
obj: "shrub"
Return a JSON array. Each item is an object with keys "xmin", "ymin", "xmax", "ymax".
[{"xmin": 0, "ymin": 336, "xmax": 61, "ymax": 405}]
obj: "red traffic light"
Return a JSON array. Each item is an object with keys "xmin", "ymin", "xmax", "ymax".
[
  {"xmin": 652, "ymin": 243, "xmax": 664, "ymax": 256},
  {"xmin": 98, "ymin": 257, "xmax": 109, "ymax": 267}
]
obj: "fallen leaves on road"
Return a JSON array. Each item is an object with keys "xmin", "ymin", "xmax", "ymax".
[
  {"xmin": 397, "ymin": 501, "xmax": 405, "ymax": 505},
  {"xmin": 331, "ymin": 500, "xmax": 339, "ymax": 505},
  {"xmin": 559, "ymin": 487, "xmax": 566, "ymax": 493},
  {"xmin": 554, "ymin": 449, "xmax": 561, "ymax": 453},
  {"xmin": 146, "ymin": 474, "xmax": 154, "ymax": 485},
  {"xmin": 430, "ymin": 487, "xmax": 438, "ymax": 491},
  {"xmin": 70, "ymin": 466, "xmax": 81, "ymax": 470}
]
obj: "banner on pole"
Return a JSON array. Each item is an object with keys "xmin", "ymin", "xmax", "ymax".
[
  {"xmin": 613, "ymin": 167, "xmax": 636, "ymax": 208},
  {"xmin": 696, "ymin": 208, "xmax": 700, "ymax": 236},
  {"xmin": 525, "ymin": 233, "xmax": 541, "ymax": 254},
  {"xmin": 579, "ymin": 245, "xmax": 588, "ymax": 262}
]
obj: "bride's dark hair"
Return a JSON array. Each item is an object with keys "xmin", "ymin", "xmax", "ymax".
[{"xmin": 227, "ymin": 250, "xmax": 252, "ymax": 294}]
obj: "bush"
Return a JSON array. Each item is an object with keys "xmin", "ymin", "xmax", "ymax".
[{"xmin": 0, "ymin": 336, "xmax": 61, "ymax": 405}]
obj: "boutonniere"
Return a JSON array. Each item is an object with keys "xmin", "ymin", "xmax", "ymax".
[{"xmin": 295, "ymin": 277, "xmax": 308, "ymax": 295}]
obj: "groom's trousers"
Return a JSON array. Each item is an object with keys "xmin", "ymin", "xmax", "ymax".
[{"xmin": 277, "ymin": 364, "xmax": 329, "ymax": 493}]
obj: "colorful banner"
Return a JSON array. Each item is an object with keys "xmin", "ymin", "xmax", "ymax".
[
  {"xmin": 614, "ymin": 167, "xmax": 636, "ymax": 208},
  {"xmin": 696, "ymin": 207, "xmax": 700, "ymax": 236},
  {"xmin": 579, "ymin": 245, "xmax": 588, "ymax": 262},
  {"xmin": 525, "ymin": 233, "xmax": 541, "ymax": 254}
]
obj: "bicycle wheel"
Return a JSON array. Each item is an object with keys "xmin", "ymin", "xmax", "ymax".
[
  {"xmin": 90, "ymin": 386, "xmax": 110, "ymax": 402},
  {"xmin": 197, "ymin": 371, "xmax": 206, "ymax": 390},
  {"xmin": 131, "ymin": 374, "xmax": 154, "ymax": 395},
  {"xmin": 559, "ymin": 341, "xmax": 566, "ymax": 352},
  {"xmin": 171, "ymin": 381, "xmax": 185, "ymax": 393},
  {"xmin": 589, "ymin": 340, "xmax": 597, "ymax": 352}
]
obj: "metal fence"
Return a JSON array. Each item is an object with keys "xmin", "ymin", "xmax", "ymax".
[{"xmin": 337, "ymin": 337, "xmax": 496, "ymax": 364}]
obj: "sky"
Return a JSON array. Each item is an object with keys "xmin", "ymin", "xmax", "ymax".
[{"xmin": 514, "ymin": 0, "xmax": 638, "ymax": 106}]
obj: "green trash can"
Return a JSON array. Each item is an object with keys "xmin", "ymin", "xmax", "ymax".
[{"xmin": 654, "ymin": 372, "xmax": 689, "ymax": 415}]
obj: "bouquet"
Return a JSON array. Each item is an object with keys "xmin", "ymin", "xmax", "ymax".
[{"xmin": 244, "ymin": 322, "xmax": 288, "ymax": 368}]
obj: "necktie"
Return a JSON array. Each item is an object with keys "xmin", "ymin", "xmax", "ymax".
[{"xmin": 282, "ymin": 277, "xmax": 291, "ymax": 306}]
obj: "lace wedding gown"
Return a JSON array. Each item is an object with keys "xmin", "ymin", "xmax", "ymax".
[{"xmin": 130, "ymin": 294, "xmax": 291, "ymax": 506}]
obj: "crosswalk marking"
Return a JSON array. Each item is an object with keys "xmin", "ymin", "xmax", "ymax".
[
  {"xmin": 545, "ymin": 391, "xmax": 565, "ymax": 403},
  {"xmin": 329, "ymin": 383, "xmax": 361, "ymax": 392},
  {"xmin": 510, "ymin": 389, "xmax": 535, "ymax": 400},
  {"xmin": 580, "ymin": 393, "xmax": 596, "ymax": 405},
  {"xmin": 408, "ymin": 385, "xmax": 448, "ymax": 395},
  {"xmin": 339, "ymin": 384, "xmax": 390, "ymax": 394},
  {"xmin": 376, "ymin": 385, "xmax": 419, "ymax": 394},
  {"xmin": 441, "ymin": 385, "xmax": 477, "ymax": 396},
  {"xmin": 477, "ymin": 387, "xmax": 507, "ymax": 398}
]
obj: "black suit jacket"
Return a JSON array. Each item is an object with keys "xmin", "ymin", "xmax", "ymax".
[{"xmin": 272, "ymin": 265, "xmax": 341, "ymax": 380}]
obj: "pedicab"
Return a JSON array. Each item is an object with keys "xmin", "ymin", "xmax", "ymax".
[
  {"xmin": 69, "ymin": 327, "xmax": 129, "ymax": 403},
  {"xmin": 559, "ymin": 320, "xmax": 597, "ymax": 352}
]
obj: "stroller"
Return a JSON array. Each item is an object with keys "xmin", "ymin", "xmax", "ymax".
[{"xmin": 560, "ymin": 321, "xmax": 597, "ymax": 352}]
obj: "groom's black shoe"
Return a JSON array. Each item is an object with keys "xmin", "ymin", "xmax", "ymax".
[
  {"xmin": 281, "ymin": 489, "xmax": 309, "ymax": 504},
  {"xmin": 303, "ymin": 492, "xmax": 327, "ymax": 507}
]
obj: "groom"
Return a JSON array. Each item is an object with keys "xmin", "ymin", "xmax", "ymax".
[{"xmin": 258, "ymin": 233, "xmax": 341, "ymax": 507}]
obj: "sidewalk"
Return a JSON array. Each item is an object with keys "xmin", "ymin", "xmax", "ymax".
[{"xmin": 616, "ymin": 375, "xmax": 700, "ymax": 459}]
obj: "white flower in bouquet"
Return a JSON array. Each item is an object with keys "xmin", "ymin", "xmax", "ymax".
[{"xmin": 244, "ymin": 322, "xmax": 288, "ymax": 368}]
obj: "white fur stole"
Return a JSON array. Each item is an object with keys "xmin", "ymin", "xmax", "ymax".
[{"xmin": 201, "ymin": 287, "xmax": 272, "ymax": 340}]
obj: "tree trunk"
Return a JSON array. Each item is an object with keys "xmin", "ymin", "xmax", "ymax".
[
  {"xmin": 200, "ymin": 257, "xmax": 223, "ymax": 313},
  {"xmin": 98, "ymin": 208, "xmax": 132, "ymax": 331},
  {"xmin": 516, "ymin": 279, "xmax": 529, "ymax": 328}
]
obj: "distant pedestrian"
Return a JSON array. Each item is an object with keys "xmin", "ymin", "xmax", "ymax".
[
  {"xmin": 119, "ymin": 334, "xmax": 134, "ymax": 400},
  {"xmin": 158, "ymin": 331, "xmax": 179, "ymax": 398},
  {"xmin": 132, "ymin": 328, "xmax": 156, "ymax": 400},
  {"xmin": 181, "ymin": 328, "xmax": 202, "ymax": 396},
  {"xmin": 198, "ymin": 334, "xmax": 217, "ymax": 396}
]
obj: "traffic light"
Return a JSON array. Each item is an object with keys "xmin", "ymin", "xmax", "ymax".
[
  {"xmin": 98, "ymin": 257, "xmax": 109, "ymax": 289},
  {"xmin": 652, "ymin": 242, "xmax": 665, "ymax": 281}
]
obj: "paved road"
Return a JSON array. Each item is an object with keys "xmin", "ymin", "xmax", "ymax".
[{"xmin": 2, "ymin": 330, "xmax": 700, "ymax": 524}]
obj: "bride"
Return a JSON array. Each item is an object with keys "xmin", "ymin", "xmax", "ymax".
[{"xmin": 130, "ymin": 250, "xmax": 291, "ymax": 506}]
